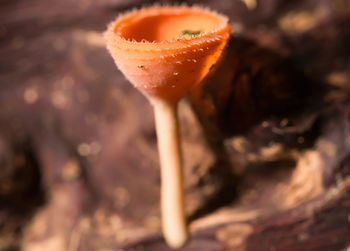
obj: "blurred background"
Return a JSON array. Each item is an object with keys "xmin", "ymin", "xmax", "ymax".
[{"xmin": 1, "ymin": 0, "xmax": 350, "ymax": 250}]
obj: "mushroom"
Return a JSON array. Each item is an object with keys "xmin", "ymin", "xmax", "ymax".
[{"xmin": 105, "ymin": 5, "xmax": 230, "ymax": 248}]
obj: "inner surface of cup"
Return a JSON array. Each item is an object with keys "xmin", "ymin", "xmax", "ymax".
[{"xmin": 115, "ymin": 7, "xmax": 224, "ymax": 42}]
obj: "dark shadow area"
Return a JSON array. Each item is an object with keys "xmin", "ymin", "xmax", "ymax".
[
  {"xmin": 188, "ymin": 36, "xmax": 328, "ymax": 222},
  {"xmin": 0, "ymin": 134, "xmax": 46, "ymax": 251},
  {"xmin": 187, "ymin": 159, "xmax": 238, "ymax": 223}
]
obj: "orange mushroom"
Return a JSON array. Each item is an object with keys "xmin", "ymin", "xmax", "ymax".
[{"xmin": 105, "ymin": 5, "xmax": 230, "ymax": 248}]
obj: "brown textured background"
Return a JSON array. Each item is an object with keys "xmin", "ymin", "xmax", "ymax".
[{"xmin": 1, "ymin": 0, "xmax": 350, "ymax": 250}]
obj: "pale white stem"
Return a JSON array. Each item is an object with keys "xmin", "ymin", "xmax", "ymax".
[{"xmin": 153, "ymin": 100, "xmax": 187, "ymax": 249}]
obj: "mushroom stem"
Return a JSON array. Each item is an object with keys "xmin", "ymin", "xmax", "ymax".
[{"xmin": 153, "ymin": 100, "xmax": 187, "ymax": 249}]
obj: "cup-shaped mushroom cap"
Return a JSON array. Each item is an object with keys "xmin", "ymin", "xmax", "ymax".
[{"xmin": 105, "ymin": 5, "xmax": 230, "ymax": 103}]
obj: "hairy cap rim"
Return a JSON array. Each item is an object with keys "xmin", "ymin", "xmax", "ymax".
[{"xmin": 104, "ymin": 5, "xmax": 230, "ymax": 52}]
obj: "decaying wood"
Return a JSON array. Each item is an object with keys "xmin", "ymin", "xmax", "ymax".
[{"xmin": 0, "ymin": 0, "xmax": 350, "ymax": 250}]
